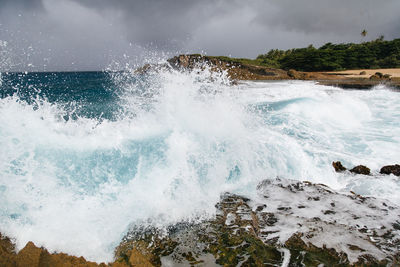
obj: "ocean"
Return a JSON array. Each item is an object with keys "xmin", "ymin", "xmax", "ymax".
[{"xmin": 0, "ymin": 67, "xmax": 399, "ymax": 262}]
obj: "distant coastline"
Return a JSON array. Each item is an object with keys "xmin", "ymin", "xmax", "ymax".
[
  {"xmin": 166, "ymin": 54, "xmax": 400, "ymax": 90},
  {"xmin": 164, "ymin": 37, "xmax": 400, "ymax": 89}
]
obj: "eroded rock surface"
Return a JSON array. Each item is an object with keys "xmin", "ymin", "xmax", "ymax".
[
  {"xmin": 0, "ymin": 233, "xmax": 107, "ymax": 267},
  {"xmin": 115, "ymin": 178, "xmax": 400, "ymax": 266},
  {"xmin": 332, "ymin": 161, "xmax": 347, "ymax": 172},
  {"xmin": 1, "ymin": 178, "xmax": 399, "ymax": 266},
  {"xmin": 380, "ymin": 164, "xmax": 400, "ymax": 176},
  {"xmin": 349, "ymin": 165, "xmax": 371, "ymax": 175}
]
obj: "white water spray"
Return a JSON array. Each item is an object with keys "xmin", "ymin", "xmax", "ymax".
[{"xmin": 0, "ymin": 66, "xmax": 399, "ymax": 262}]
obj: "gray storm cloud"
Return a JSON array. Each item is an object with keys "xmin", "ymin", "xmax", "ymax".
[{"xmin": 0, "ymin": 0, "xmax": 399, "ymax": 71}]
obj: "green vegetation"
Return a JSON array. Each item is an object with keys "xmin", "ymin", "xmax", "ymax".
[
  {"xmin": 257, "ymin": 37, "xmax": 400, "ymax": 71},
  {"xmin": 213, "ymin": 38, "xmax": 400, "ymax": 72},
  {"xmin": 210, "ymin": 56, "xmax": 275, "ymax": 67}
]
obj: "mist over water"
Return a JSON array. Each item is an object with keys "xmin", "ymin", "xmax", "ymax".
[{"xmin": 0, "ymin": 64, "xmax": 400, "ymax": 262}]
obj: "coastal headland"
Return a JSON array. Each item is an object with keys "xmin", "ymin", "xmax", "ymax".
[{"xmin": 165, "ymin": 54, "xmax": 400, "ymax": 89}]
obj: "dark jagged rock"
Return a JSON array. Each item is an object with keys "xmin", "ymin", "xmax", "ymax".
[
  {"xmin": 284, "ymin": 234, "xmax": 349, "ymax": 266},
  {"xmin": 2, "ymin": 180, "xmax": 399, "ymax": 266},
  {"xmin": 4, "ymin": 177, "xmax": 399, "ymax": 266},
  {"xmin": 350, "ymin": 165, "xmax": 370, "ymax": 175},
  {"xmin": 333, "ymin": 161, "xmax": 347, "ymax": 172},
  {"xmin": 318, "ymin": 79, "xmax": 400, "ymax": 90},
  {"xmin": 370, "ymin": 74, "xmax": 381, "ymax": 80},
  {"xmin": 115, "ymin": 178, "xmax": 400, "ymax": 266},
  {"xmin": 380, "ymin": 164, "xmax": 400, "ymax": 176}
]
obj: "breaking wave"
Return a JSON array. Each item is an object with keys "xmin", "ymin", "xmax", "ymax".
[{"xmin": 0, "ymin": 63, "xmax": 399, "ymax": 262}]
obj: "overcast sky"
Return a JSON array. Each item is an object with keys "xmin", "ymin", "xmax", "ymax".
[{"xmin": 1, "ymin": 0, "xmax": 399, "ymax": 71}]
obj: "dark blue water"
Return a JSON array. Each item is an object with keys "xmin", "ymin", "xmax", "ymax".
[{"xmin": 0, "ymin": 71, "xmax": 121, "ymax": 120}]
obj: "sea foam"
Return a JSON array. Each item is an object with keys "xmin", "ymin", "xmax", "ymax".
[{"xmin": 0, "ymin": 66, "xmax": 399, "ymax": 262}]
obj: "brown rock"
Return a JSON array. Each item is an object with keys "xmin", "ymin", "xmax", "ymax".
[
  {"xmin": 177, "ymin": 55, "xmax": 190, "ymax": 68},
  {"xmin": 369, "ymin": 74, "xmax": 381, "ymax": 80},
  {"xmin": 332, "ymin": 161, "xmax": 346, "ymax": 172},
  {"xmin": 114, "ymin": 240, "xmax": 159, "ymax": 267},
  {"xmin": 0, "ymin": 233, "xmax": 17, "ymax": 267},
  {"xmin": 16, "ymin": 241, "xmax": 43, "ymax": 266},
  {"xmin": 359, "ymin": 71, "xmax": 366, "ymax": 75},
  {"xmin": 350, "ymin": 165, "xmax": 370, "ymax": 175},
  {"xmin": 111, "ymin": 262, "xmax": 130, "ymax": 267},
  {"xmin": 129, "ymin": 248, "xmax": 154, "ymax": 267},
  {"xmin": 0, "ymin": 233, "xmax": 106, "ymax": 267},
  {"xmin": 287, "ymin": 69, "xmax": 300, "ymax": 79},
  {"xmin": 380, "ymin": 164, "xmax": 400, "ymax": 176},
  {"xmin": 167, "ymin": 54, "xmax": 290, "ymax": 81}
]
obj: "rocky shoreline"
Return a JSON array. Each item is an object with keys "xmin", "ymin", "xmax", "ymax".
[
  {"xmin": 2, "ymin": 175, "xmax": 400, "ymax": 266},
  {"xmin": 115, "ymin": 178, "xmax": 400, "ymax": 266},
  {"xmin": 1, "ymin": 58, "xmax": 400, "ymax": 266},
  {"xmin": 166, "ymin": 54, "xmax": 400, "ymax": 90}
]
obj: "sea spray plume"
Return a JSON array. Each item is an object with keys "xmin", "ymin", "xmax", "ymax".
[
  {"xmin": 107, "ymin": 57, "xmax": 233, "ymax": 120},
  {"xmin": 0, "ymin": 62, "xmax": 271, "ymax": 262},
  {"xmin": 1, "ymin": 60, "xmax": 400, "ymax": 263},
  {"xmin": 0, "ymin": 40, "xmax": 11, "ymax": 71},
  {"xmin": 0, "ymin": 40, "xmax": 11, "ymax": 86}
]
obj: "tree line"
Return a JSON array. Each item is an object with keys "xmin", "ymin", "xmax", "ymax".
[{"xmin": 256, "ymin": 38, "xmax": 400, "ymax": 71}]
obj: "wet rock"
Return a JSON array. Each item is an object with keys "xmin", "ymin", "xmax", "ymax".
[
  {"xmin": 359, "ymin": 71, "xmax": 367, "ymax": 75},
  {"xmin": 255, "ymin": 204, "xmax": 266, "ymax": 212},
  {"xmin": 16, "ymin": 242, "xmax": 43, "ymax": 267},
  {"xmin": 333, "ymin": 161, "xmax": 347, "ymax": 172},
  {"xmin": 0, "ymin": 235, "xmax": 105, "ymax": 267},
  {"xmin": 354, "ymin": 254, "xmax": 390, "ymax": 266},
  {"xmin": 277, "ymin": 206, "xmax": 291, "ymax": 211},
  {"xmin": 3, "ymin": 178, "xmax": 400, "ymax": 266},
  {"xmin": 350, "ymin": 165, "xmax": 370, "ymax": 175},
  {"xmin": 348, "ymin": 244, "xmax": 365, "ymax": 251},
  {"xmin": 380, "ymin": 164, "xmax": 400, "ymax": 176},
  {"xmin": 323, "ymin": 210, "xmax": 336, "ymax": 215},
  {"xmin": 0, "ymin": 233, "xmax": 16, "ymax": 267},
  {"xmin": 370, "ymin": 74, "xmax": 381, "ymax": 80},
  {"xmin": 285, "ymin": 233, "xmax": 350, "ymax": 266},
  {"xmin": 114, "ymin": 178, "xmax": 400, "ymax": 266}
]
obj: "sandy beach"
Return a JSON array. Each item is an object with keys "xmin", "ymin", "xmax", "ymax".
[{"xmin": 324, "ymin": 68, "xmax": 400, "ymax": 78}]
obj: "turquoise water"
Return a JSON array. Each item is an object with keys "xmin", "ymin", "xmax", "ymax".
[{"xmin": 1, "ymin": 68, "xmax": 399, "ymax": 262}]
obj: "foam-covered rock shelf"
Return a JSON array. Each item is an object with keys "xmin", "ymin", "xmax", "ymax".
[
  {"xmin": 2, "ymin": 178, "xmax": 399, "ymax": 266},
  {"xmin": 115, "ymin": 178, "xmax": 400, "ymax": 266}
]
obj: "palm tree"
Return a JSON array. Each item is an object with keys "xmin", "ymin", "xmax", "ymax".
[
  {"xmin": 361, "ymin": 29, "xmax": 367, "ymax": 38},
  {"xmin": 360, "ymin": 29, "xmax": 368, "ymax": 43}
]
